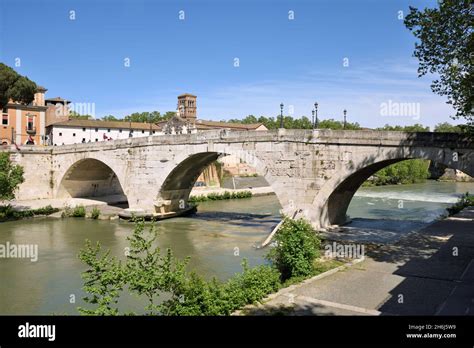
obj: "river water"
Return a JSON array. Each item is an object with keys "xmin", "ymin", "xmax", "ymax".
[{"xmin": 0, "ymin": 181, "xmax": 472, "ymax": 314}]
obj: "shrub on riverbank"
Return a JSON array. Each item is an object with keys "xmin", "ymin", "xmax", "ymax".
[
  {"xmin": 62, "ymin": 205, "xmax": 86, "ymax": 218},
  {"xmin": 364, "ymin": 159, "xmax": 430, "ymax": 186},
  {"xmin": 90, "ymin": 207, "xmax": 101, "ymax": 219},
  {"xmin": 0, "ymin": 204, "xmax": 59, "ymax": 222},
  {"xmin": 447, "ymin": 192, "xmax": 474, "ymax": 216},
  {"xmin": 265, "ymin": 218, "xmax": 321, "ymax": 281},
  {"xmin": 189, "ymin": 190, "xmax": 252, "ymax": 203},
  {"xmin": 77, "ymin": 217, "xmax": 330, "ymax": 315},
  {"xmin": 78, "ymin": 220, "xmax": 280, "ymax": 316}
]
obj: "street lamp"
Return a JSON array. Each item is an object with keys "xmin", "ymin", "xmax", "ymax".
[
  {"xmin": 343, "ymin": 109, "xmax": 347, "ymax": 129},
  {"xmin": 311, "ymin": 109, "xmax": 315, "ymax": 130},
  {"xmin": 280, "ymin": 102, "xmax": 284, "ymax": 129},
  {"xmin": 314, "ymin": 102, "xmax": 318, "ymax": 129}
]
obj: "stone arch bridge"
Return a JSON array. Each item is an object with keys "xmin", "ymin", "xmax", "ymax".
[{"xmin": 7, "ymin": 129, "xmax": 474, "ymax": 229}]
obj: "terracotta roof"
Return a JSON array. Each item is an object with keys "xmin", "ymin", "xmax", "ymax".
[
  {"xmin": 45, "ymin": 97, "xmax": 70, "ymax": 104},
  {"xmin": 50, "ymin": 118, "xmax": 162, "ymax": 131},
  {"xmin": 195, "ymin": 120, "xmax": 266, "ymax": 130}
]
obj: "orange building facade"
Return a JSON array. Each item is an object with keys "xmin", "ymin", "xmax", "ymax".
[{"xmin": 1, "ymin": 87, "xmax": 49, "ymax": 145}]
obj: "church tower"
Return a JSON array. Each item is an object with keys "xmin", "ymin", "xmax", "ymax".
[{"xmin": 177, "ymin": 94, "xmax": 197, "ymax": 122}]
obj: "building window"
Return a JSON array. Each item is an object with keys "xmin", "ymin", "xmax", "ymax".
[
  {"xmin": 73, "ymin": 133, "xmax": 76, "ymax": 137},
  {"xmin": 152, "ymin": 131, "xmax": 155, "ymax": 134},
  {"xmin": 141, "ymin": 130, "xmax": 145, "ymax": 134},
  {"xmin": 82, "ymin": 128, "xmax": 86, "ymax": 132},
  {"xmin": 119, "ymin": 129, "xmax": 122, "ymax": 133},
  {"xmin": 107, "ymin": 129, "xmax": 111, "ymax": 132},
  {"xmin": 95, "ymin": 128, "xmax": 98, "ymax": 132},
  {"xmin": 95, "ymin": 138, "xmax": 98, "ymax": 142},
  {"xmin": 59, "ymin": 132, "xmax": 62, "ymax": 136},
  {"xmin": 27, "ymin": 115, "xmax": 35, "ymax": 131},
  {"xmin": 82, "ymin": 138, "xmax": 86, "ymax": 143},
  {"xmin": 2, "ymin": 113, "xmax": 8, "ymax": 126}
]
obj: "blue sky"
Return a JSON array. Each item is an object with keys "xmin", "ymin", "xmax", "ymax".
[{"xmin": 0, "ymin": 0, "xmax": 457, "ymax": 128}]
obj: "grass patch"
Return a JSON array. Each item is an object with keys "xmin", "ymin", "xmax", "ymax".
[
  {"xmin": 189, "ymin": 190, "xmax": 252, "ymax": 203},
  {"xmin": 0, "ymin": 204, "xmax": 60, "ymax": 222},
  {"xmin": 90, "ymin": 207, "xmax": 101, "ymax": 219}
]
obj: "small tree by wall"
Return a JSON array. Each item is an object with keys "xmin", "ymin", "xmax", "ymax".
[{"xmin": 0, "ymin": 153, "xmax": 25, "ymax": 200}]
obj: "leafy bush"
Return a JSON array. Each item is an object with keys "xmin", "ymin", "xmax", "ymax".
[
  {"xmin": 0, "ymin": 204, "xmax": 59, "ymax": 222},
  {"xmin": 367, "ymin": 159, "xmax": 430, "ymax": 186},
  {"xmin": 78, "ymin": 220, "xmax": 282, "ymax": 316},
  {"xmin": 33, "ymin": 205, "xmax": 59, "ymax": 215},
  {"xmin": 90, "ymin": 207, "xmax": 101, "ymax": 219},
  {"xmin": 266, "ymin": 218, "xmax": 321, "ymax": 281},
  {"xmin": 447, "ymin": 192, "xmax": 474, "ymax": 216},
  {"xmin": 71, "ymin": 205, "xmax": 86, "ymax": 218},
  {"xmin": 224, "ymin": 260, "xmax": 280, "ymax": 309},
  {"xmin": 0, "ymin": 152, "xmax": 25, "ymax": 200}
]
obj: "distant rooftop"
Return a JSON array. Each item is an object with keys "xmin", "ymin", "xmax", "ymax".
[
  {"xmin": 45, "ymin": 97, "xmax": 70, "ymax": 104},
  {"xmin": 51, "ymin": 118, "xmax": 162, "ymax": 131},
  {"xmin": 178, "ymin": 93, "xmax": 197, "ymax": 98},
  {"xmin": 195, "ymin": 119, "xmax": 265, "ymax": 130}
]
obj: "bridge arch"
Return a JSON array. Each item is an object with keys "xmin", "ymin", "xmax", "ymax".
[
  {"xmin": 56, "ymin": 158, "xmax": 128, "ymax": 203},
  {"xmin": 311, "ymin": 146, "xmax": 474, "ymax": 228},
  {"xmin": 154, "ymin": 148, "xmax": 279, "ymax": 214}
]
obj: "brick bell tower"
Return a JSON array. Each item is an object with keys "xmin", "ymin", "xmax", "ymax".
[{"xmin": 177, "ymin": 94, "xmax": 197, "ymax": 123}]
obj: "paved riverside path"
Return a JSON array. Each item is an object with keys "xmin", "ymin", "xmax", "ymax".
[{"xmin": 244, "ymin": 207, "xmax": 474, "ymax": 316}]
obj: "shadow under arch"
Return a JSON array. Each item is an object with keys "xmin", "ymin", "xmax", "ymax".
[
  {"xmin": 323, "ymin": 158, "xmax": 474, "ymax": 227},
  {"xmin": 156, "ymin": 151, "xmax": 273, "ymax": 214},
  {"xmin": 56, "ymin": 158, "xmax": 127, "ymax": 203}
]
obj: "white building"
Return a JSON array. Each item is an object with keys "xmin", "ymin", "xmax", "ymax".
[{"xmin": 46, "ymin": 119, "xmax": 162, "ymax": 146}]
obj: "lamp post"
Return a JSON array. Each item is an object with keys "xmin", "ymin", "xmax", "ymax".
[
  {"xmin": 343, "ymin": 109, "xmax": 347, "ymax": 129},
  {"xmin": 314, "ymin": 102, "xmax": 318, "ymax": 129},
  {"xmin": 311, "ymin": 109, "xmax": 315, "ymax": 130},
  {"xmin": 280, "ymin": 102, "xmax": 284, "ymax": 129}
]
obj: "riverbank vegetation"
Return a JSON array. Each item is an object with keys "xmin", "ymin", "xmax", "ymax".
[
  {"xmin": 61, "ymin": 205, "xmax": 86, "ymax": 218},
  {"xmin": 189, "ymin": 190, "xmax": 252, "ymax": 203},
  {"xmin": 0, "ymin": 152, "xmax": 24, "ymax": 201},
  {"xmin": 0, "ymin": 204, "xmax": 59, "ymax": 222},
  {"xmin": 77, "ymin": 217, "xmax": 335, "ymax": 316},
  {"xmin": 447, "ymin": 192, "xmax": 474, "ymax": 216},
  {"xmin": 364, "ymin": 159, "xmax": 431, "ymax": 186}
]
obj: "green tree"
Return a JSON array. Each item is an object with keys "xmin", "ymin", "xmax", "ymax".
[
  {"xmin": 69, "ymin": 110, "xmax": 93, "ymax": 120},
  {"xmin": 376, "ymin": 124, "xmax": 429, "ymax": 132},
  {"xmin": 0, "ymin": 63, "xmax": 38, "ymax": 109},
  {"xmin": 405, "ymin": 1, "xmax": 473, "ymax": 123},
  {"xmin": 101, "ymin": 115, "xmax": 118, "ymax": 121},
  {"xmin": 369, "ymin": 159, "xmax": 431, "ymax": 186},
  {"xmin": 0, "ymin": 153, "xmax": 25, "ymax": 200},
  {"xmin": 434, "ymin": 122, "xmax": 462, "ymax": 133}
]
